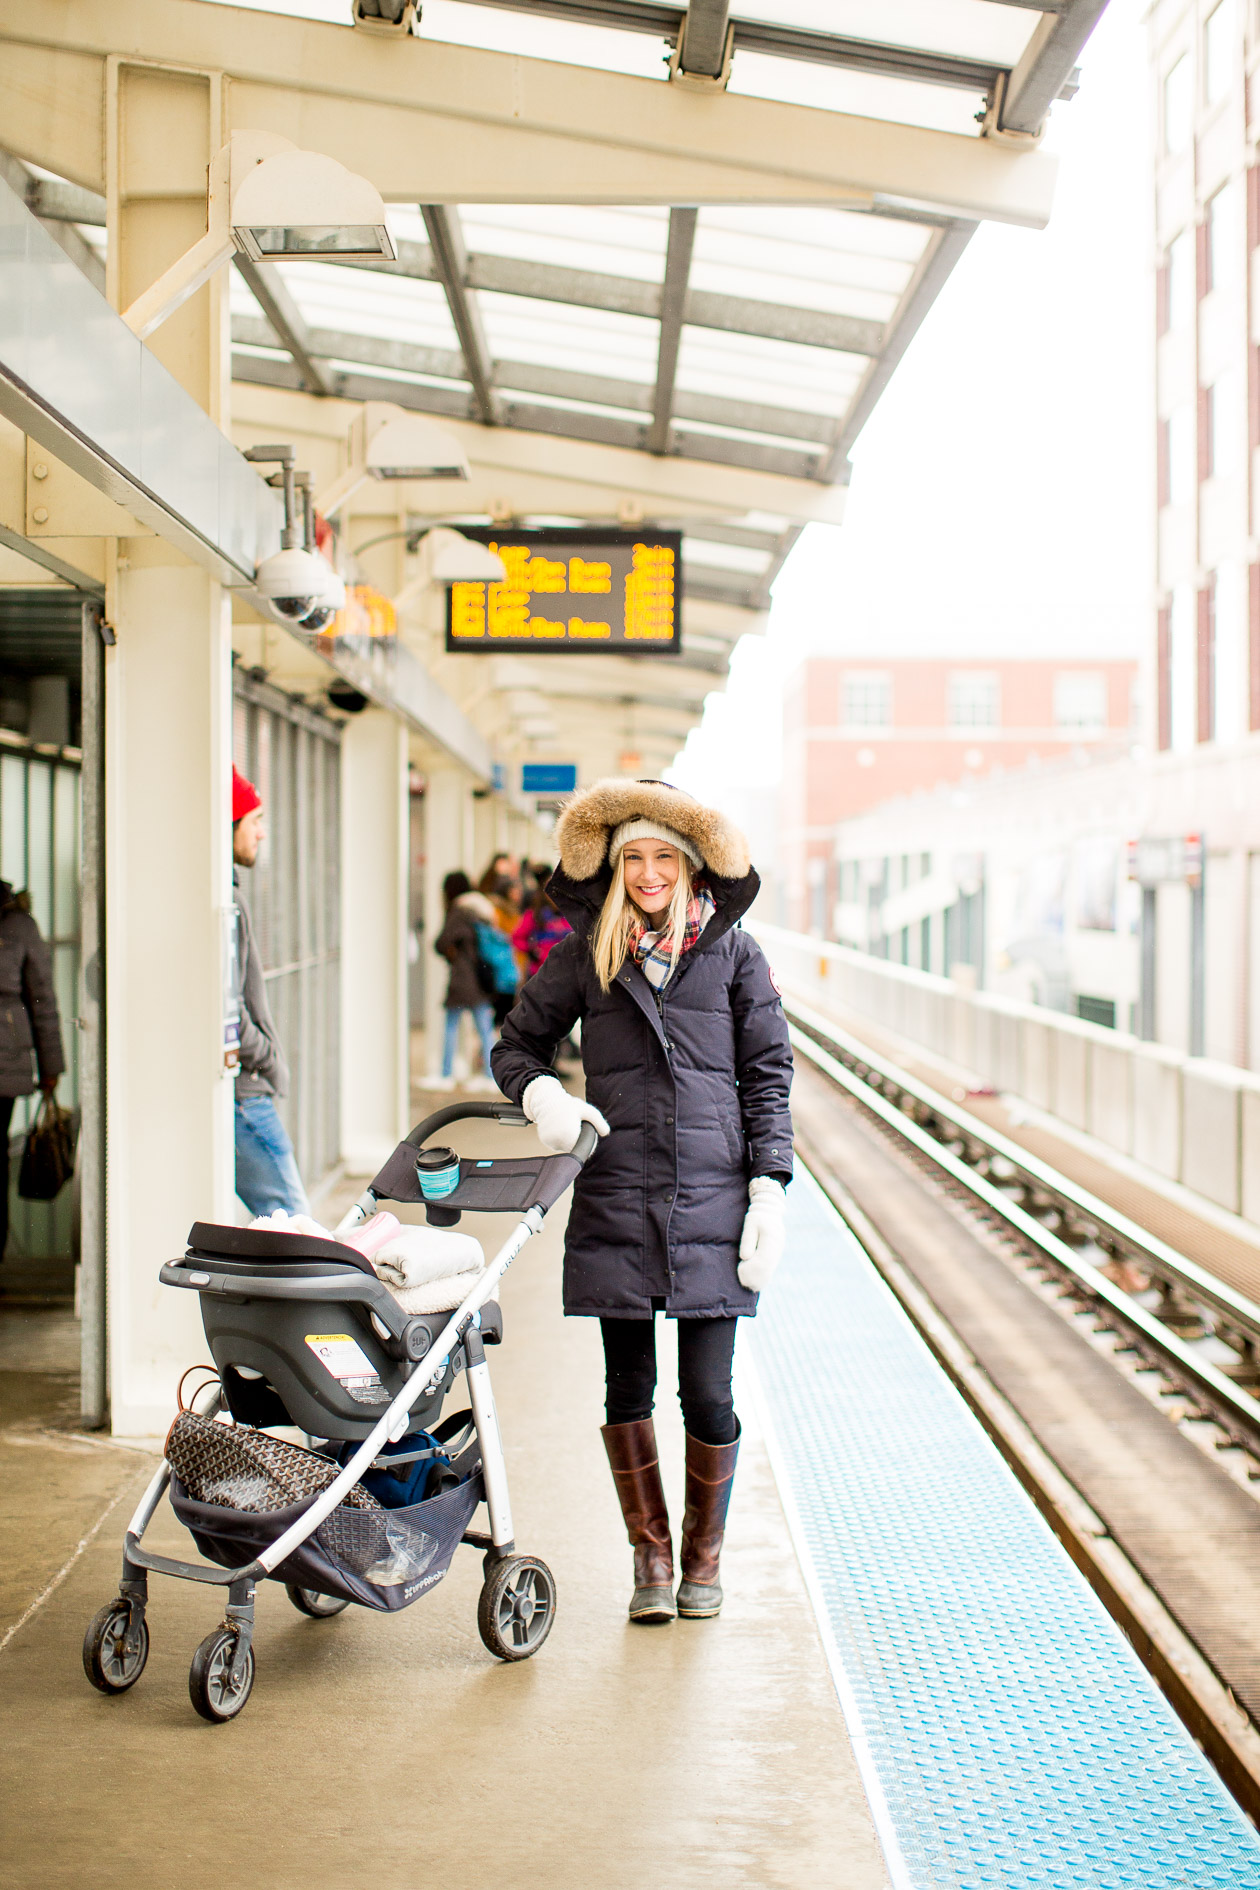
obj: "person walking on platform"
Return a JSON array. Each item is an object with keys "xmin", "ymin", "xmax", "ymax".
[
  {"xmin": 434, "ymin": 871, "xmax": 499, "ymax": 1085},
  {"xmin": 511, "ymin": 876, "xmax": 572, "ymax": 978},
  {"xmin": 0, "ymin": 881, "xmax": 64, "ymax": 1260},
  {"xmin": 231, "ymin": 766, "xmax": 308, "ymax": 1218},
  {"xmin": 493, "ymin": 779, "xmax": 793, "ymax": 1624},
  {"xmin": 477, "ymin": 858, "xmax": 522, "ymax": 1026}
]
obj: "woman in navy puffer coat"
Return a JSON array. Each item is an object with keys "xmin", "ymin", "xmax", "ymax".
[{"xmin": 492, "ymin": 779, "xmax": 793, "ymax": 1625}]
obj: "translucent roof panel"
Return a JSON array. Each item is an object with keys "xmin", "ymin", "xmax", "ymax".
[
  {"xmin": 690, "ymin": 207, "xmax": 928, "ymax": 321},
  {"xmin": 728, "ymin": 54, "xmax": 987, "ymax": 136},
  {"xmin": 675, "ymin": 326, "xmax": 866, "ymax": 414},
  {"xmin": 419, "ymin": 0, "xmax": 670, "ymax": 78},
  {"xmin": 711, "ymin": 1, "xmax": 1039, "ymax": 65},
  {"xmin": 478, "ymin": 292, "xmax": 662, "ymax": 382},
  {"xmin": 275, "ymin": 262, "xmax": 459, "ymax": 352},
  {"xmin": 458, "ymin": 206, "xmax": 670, "ymax": 284}
]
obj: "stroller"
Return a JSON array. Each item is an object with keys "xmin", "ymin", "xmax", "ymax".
[{"xmin": 81, "ymin": 1100, "xmax": 598, "ymax": 1722}]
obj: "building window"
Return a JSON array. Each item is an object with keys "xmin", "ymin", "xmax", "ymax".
[
  {"xmin": 1170, "ymin": 584, "xmax": 1197, "ymax": 750},
  {"xmin": 840, "ymin": 671, "xmax": 892, "ymax": 727},
  {"xmin": 948, "ymin": 673, "xmax": 1000, "ymax": 728},
  {"xmin": 1164, "ymin": 54, "xmax": 1193, "ymax": 154},
  {"xmin": 1205, "ymin": 0, "xmax": 1233, "ymax": 104},
  {"xmin": 1054, "ymin": 672, "xmax": 1108, "ymax": 731},
  {"xmin": 1168, "ymin": 403, "xmax": 1196, "ymax": 505},
  {"xmin": 1157, "ymin": 417, "xmax": 1171, "ymax": 506},
  {"xmin": 1198, "ymin": 579, "xmax": 1217, "ymax": 742},
  {"xmin": 1157, "ymin": 604, "xmax": 1172, "ymax": 750},
  {"xmin": 1167, "ymin": 228, "xmax": 1195, "ymax": 328},
  {"xmin": 1199, "ymin": 382, "xmax": 1216, "ymax": 480}
]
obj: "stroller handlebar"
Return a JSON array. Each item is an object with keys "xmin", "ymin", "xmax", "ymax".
[{"xmin": 334, "ymin": 1094, "xmax": 600, "ymax": 1236}]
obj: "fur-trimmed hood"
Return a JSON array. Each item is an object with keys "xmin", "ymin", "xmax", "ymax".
[
  {"xmin": 454, "ymin": 890, "xmax": 499, "ymax": 925},
  {"xmin": 555, "ymin": 778, "xmax": 750, "ymax": 882}
]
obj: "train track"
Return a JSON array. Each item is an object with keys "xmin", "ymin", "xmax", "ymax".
[{"xmin": 783, "ymin": 993, "xmax": 1260, "ymax": 1821}]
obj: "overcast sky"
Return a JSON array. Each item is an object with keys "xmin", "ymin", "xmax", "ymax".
[{"xmin": 672, "ymin": 0, "xmax": 1153, "ymax": 809}]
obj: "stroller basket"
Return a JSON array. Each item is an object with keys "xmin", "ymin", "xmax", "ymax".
[{"xmin": 170, "ymin": 1429, "xmax": 485, "ymax": 1613}]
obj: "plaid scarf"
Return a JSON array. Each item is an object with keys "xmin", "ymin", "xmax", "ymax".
[{"xmin": 629, "ymin": 887, "xmax": 716, "ymax": 991}]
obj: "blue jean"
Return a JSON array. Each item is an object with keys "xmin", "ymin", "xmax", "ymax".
[
  {"xmin": 443, "ymin": 1003, "xmax": 495, "ymax": 1078},
  {"xmin": 234, "ymin": 1096, "xmax": 309, "ymax": 1217}
]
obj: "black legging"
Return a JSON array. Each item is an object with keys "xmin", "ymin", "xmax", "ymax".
[{"xmin": 601, "ymin": 1307, "xmax": 739, "ymax": 1446}]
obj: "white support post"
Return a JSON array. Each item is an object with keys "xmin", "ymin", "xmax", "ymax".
[
  {"xmin": 104, "ymin": 58, "xmax": 238, "ymax": 1437},
  {"xmin": 105, "ymin": 560, "xmax": 236, "ymax": 1436},
  {"xmin": 340, "ymin": 709, "xmax": 409, "ymax": 1170}
]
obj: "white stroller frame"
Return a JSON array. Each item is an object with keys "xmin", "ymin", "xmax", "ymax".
[{"xmin": 82, "ymin": 1102, "xmax": 598, "ymax": 1720}]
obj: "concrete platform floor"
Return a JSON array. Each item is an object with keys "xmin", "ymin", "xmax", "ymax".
[{"xmin": 0, "ymin": 1103, "xmax": 888, "ymax": 1890}]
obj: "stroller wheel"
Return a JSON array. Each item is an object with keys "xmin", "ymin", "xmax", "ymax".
[
  {"xmin": 285, "ymin": 1584, "xmax": 350, "ymax": 1619},
  {"xmin": 478, "ymin": 1555, "xmax": 556, "ymax": 1662},
  {"xmin": 189, "ymin": 1628, "xmax": 255, "ymax": 1722},
  {"xmin": 82, "ymin": 1601, "xmax": 149, "ymax": 1694}
]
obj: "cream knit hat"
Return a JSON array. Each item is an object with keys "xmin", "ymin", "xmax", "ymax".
[{"xmin": 608, "ymin": 817, "xmax": 702, "ymax": 871}]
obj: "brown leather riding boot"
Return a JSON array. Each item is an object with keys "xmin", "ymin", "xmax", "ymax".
[
  {"xmin": 677, "ymin": 1428, "xmax": 740, "ymax": 1619},
  {"xmin": 601, "ymin": 1419, "xmax": 675, "ymax": 1623}
]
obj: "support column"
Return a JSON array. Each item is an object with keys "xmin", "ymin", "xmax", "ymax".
[
  {"xmin": 424, "ymin": 763, "xmax": 473, "ymax": 1079},
  {"xmin": 104, "ymin": 59, "xmax": 236, "ymax": 1435},
  {"xmin": 340, "ymin": 710, "xmax": 409, "ymax": 1168},
  {"xmin": 105, "ymin": 560, "xmax": 235, "ymax": 1434}
]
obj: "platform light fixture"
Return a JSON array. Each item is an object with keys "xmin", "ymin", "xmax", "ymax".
[
  {"xmin": 123, "ymin": 133, "xmax": 395, "ymax": 342},
  {"xmin": 317, "ymin": 404, "xmax": 471, "ymax": 518}
]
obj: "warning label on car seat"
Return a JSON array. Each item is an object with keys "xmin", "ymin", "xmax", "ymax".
[{"xmin": 305, "ymin": 1333, "xmax": 389, "ymax": 1404}]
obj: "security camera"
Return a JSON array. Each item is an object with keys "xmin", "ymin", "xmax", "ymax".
[{"xmin": 255, "ymin": 547, "xmax": 344, "ymax": 627}]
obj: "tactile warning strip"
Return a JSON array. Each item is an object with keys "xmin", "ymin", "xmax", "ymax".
[{"xmin": 744, "ymin": 1167, "xmax": 1260, "ymax": 1889}]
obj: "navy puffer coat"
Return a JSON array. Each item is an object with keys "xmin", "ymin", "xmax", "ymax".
[{"xmin": 492, "ymin": 854, "xmax": 793, "ymax": 1321}]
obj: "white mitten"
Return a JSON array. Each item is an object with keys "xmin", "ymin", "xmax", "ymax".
[
  {"xmin": 521, "ymin": 1075, "xmax": 610, "ymax": 1155},
  {"xmin": 737, "ymin": 1177, "xmax": 786, "ymax": 1292}
]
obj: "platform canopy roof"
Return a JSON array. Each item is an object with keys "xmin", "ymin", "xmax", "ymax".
[
  {"xmin": 0, "ymin": 0, "xmax": 1108, "ymax": 784},
  {"xmin": 224, "ymin": 0, "xmax": 1106, "ymax": 615}
]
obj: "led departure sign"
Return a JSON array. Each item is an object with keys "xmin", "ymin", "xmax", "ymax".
[{"xmin": 446, "ymin": 528, "xmax": 682, "ymax": 655}]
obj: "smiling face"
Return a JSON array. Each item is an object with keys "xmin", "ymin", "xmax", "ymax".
[{"xmin": 622, "ymin": 840, "xmax": 681, "ymax": 917}]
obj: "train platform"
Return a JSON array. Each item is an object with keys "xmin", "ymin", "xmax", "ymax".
[{"xmin": 3, "ymin": 1098, "xmax": 1259, "ymax": 1887}]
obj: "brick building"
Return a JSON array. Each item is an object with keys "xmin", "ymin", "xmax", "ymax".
[{"xmin": 780, "ymin": 654, "xmax": 1136, "ymax": 932}]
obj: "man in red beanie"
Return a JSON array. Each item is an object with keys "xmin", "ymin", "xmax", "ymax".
[{"xmin": 231, "ymin": 765, "xmax": 307, "ymax": 1216}]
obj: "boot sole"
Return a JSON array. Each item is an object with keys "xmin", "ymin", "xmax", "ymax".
[
  {"xmin": 676, "ymin": 1582, "xmax": 723, "ymax": 1618},
  {"xmin": 629, "ymin": 1585, "xmax": 676, "ymax": 1623}
]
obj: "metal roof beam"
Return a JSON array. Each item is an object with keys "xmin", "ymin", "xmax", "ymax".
[
  {"xmin": 647, "ymin": 207, "xmax": 696, "ymax": 456},
  {"xmin": 677, "ymin": 0, "xmax": 730, "ymax": 79},
  {"xmin": 997, "ymin": 0, "xmax": 1106, "ymax": 134},
  {"xmin": 232, "ymin": 352, "xmax": 825, "ymax": 479},
  {"xmin": 232, "ymin": 376, "xmax": 849, "ymax": 524},
  {"xmin": 438, "ymin": 2, "xmax": 1079, "ymax": 99},
  {"xmin": 232, "ymin": 257, "xmax": 334, "ymax": 399},
  {"xmin": 420, "ymin": 204, "xmax": 503, "ymax": 427},
  {"xmin": 0, "ymin": 3, "xmax": 1058, "ymax": 229},
  {"xmin": 351, "ymin": 244, "xmax": 885, "ymax": 355},
  {"xmin": 232, "ymin": 316, "xmax": 836, "ymax": 443}
]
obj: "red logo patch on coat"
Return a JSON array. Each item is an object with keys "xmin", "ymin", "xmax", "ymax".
[{"xmin": 768, "ymin": 967, "xmax": 782, "ymax": 996}]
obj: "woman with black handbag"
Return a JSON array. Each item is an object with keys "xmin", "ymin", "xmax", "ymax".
[{"xmin": 0, "ymin": 880, "xmax": 65, "ymax": 1256}]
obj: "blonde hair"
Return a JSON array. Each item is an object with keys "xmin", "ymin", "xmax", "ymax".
[{"xmin": 593, "ymin": 849, "xmax": 693, "ymax": 992}]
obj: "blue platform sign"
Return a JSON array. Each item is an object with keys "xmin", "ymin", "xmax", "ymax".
[{"xmin": 522, "ymin": 763, "xmax": 577, "ymax": 795}]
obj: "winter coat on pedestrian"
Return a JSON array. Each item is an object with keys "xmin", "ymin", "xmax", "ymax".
[
  {"xmin": 233, "ymin": 872, "xmax": 289, "ymax": 1100},
  {"xmin": 0, "ymin": 882, "xmax": 65, "ymax": 1097},
  {"xmin": 511, "ymin": 902, "xmax": 573, "ymax": 975},
  {"xmin": 492, "ymin": 779, "xmax": 793, "ymax": 1320},
  {"xmin": 435, "ymin": 890, "xmax": 499, "ymax": 1011}
]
